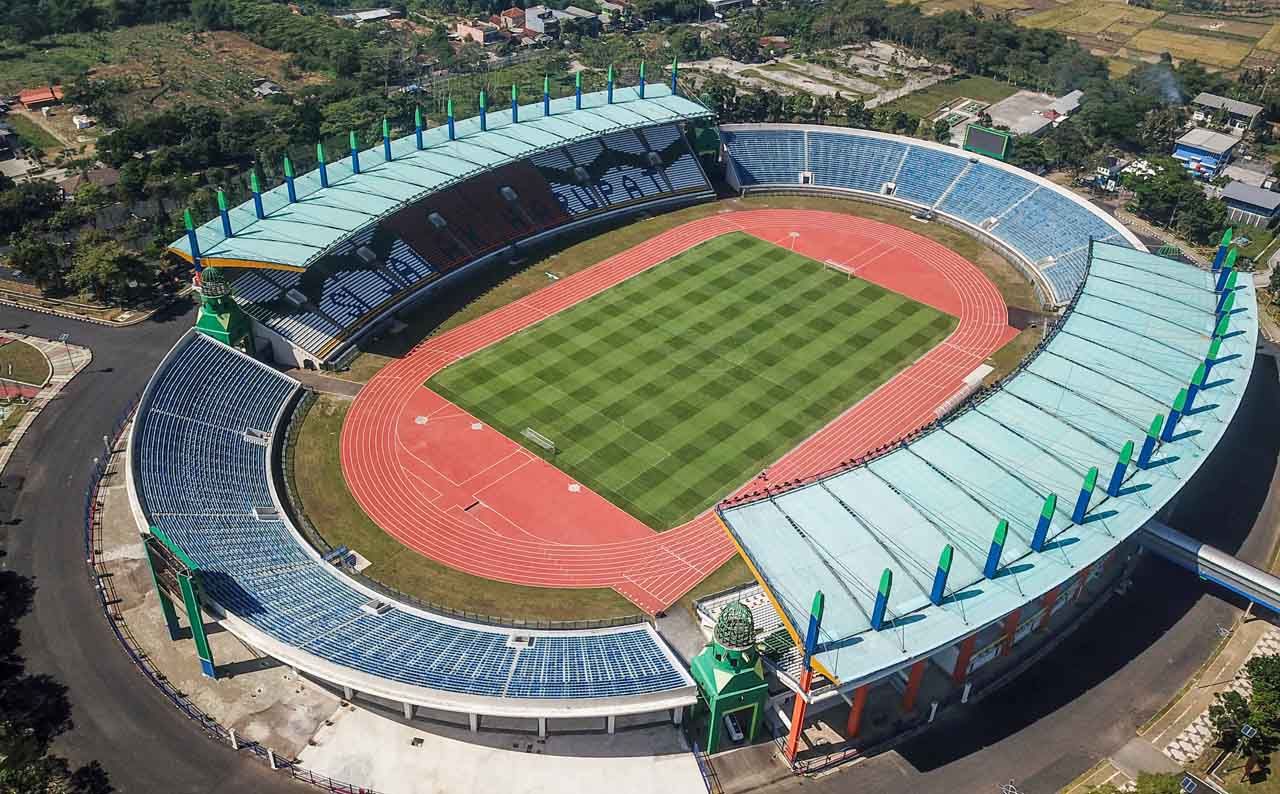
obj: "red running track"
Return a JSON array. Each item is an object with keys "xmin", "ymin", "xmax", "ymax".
[{"xmin": 340, "ymin": 210, "xmax": 1018, "ymax": 614}]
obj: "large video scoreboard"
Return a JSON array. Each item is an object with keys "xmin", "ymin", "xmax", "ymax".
[{"xmin": 963, "ymin": 125, "xmax": 1012, "ymax": 161}]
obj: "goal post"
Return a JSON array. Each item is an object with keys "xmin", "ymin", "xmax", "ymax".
[{"xmin": 522, "ymin": 427, "xmax": 557, "ymax": 454}]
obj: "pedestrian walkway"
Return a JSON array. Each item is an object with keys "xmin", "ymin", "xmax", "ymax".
[
  {"xmin": 282, "ymin": 366, "xmax": 363, "ymax": 398},
  {"xmin": 1160, "ymin": 626, "xmax": 1280, "ymax": 766},
  {"xmin": 0, "ymin": 331, "xmax": 91, "ymax": 474}
]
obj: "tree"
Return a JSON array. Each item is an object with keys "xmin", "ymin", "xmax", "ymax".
[
  {"xmin": 1139, "ymin": 106, "xmax": 1187, "ymax": 152},
  {"xmin": 932, "ymin": 119, "xmax": 951, "ymax": 143},
  {"xmin": 0, "ymin": 568, "xmax": 110, "ymax": 794},
  {"xmin": 6, "ymin": 236, "xmax": 67, "ymax": 294},
  {"xmin": 67, "ymin": 235, "xmax": 152, "ymax": 304},
  {"xmin": 845, "ymin": 98, "xmax": 872, "ymax": 129},
  {"xmin": 1208, "ymin": 671, "xmax": 1280, "ymax": 781},
  {"xmin": 0, "ymin": 181, "xmax": 61, "ymax": 241},
  {"xmin": 191, "ymin": 0, "xmax": 233, "ymax": 31}
]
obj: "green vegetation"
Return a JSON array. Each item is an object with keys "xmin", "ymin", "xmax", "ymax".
[
  {"xmin": 292, "ymin": 394, "xmax": 642, "ymax": 622},
  {"xmin": 0, "ymin": 401, "xmax": 30, "ymax": 445},
  {"xmin": 2, "ymin": 115, "xmax": 61, "ymax": 155},
  {"xmin": 1089, "ymin": 773, "xmax": 1183, "ymax": 793},
  {"xmin": 1200, "ymin": 654, "xmax": 1280, "ymax": 789},
  {"xmin": 0, "ymin": 340, "xmax": 50, "ymax": 386},
  {"xmin": 1124, "ymin": 156, "xmax": 1229, "ymax": 245},
  {"xmin": 0, "ymin": 567, "xmax": 109, "ymax": 793},
  {"xmin": 883, "ymin": 75, "xmax": 1018, "ymax": 118},
  {"xmin": 1235, "ymin": 227, "xmax": 1277, "ymax": 269},
  {"xmin": 429, "ymin": 232, "xmax": 956, "ymax": 529}
]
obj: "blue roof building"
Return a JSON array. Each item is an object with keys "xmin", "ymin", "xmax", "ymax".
[{"xmin": 1173, "ymin": 128, "xmax": 1238, "ymax": 180}]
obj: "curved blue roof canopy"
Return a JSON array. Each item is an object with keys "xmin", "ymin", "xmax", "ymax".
[
  {"xmin": 168, "ymin": 84, "xmax": 712, "ymax": 270},
  {"xmin": 720, "ymin": 242, "xmax": 1257, "ymax": 687}
]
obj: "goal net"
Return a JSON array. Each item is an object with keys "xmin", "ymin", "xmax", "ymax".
[{"xmin": 522, "ymin": 427, "xmax": 556, "ymax": 453}]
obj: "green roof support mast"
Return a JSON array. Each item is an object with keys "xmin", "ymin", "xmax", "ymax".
[{"xmin": 142, "ymin": 525, "xmax": 217, "ymax": 678}]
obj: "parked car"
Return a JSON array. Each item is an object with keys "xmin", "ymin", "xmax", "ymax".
[{"xmin": 723, "ymin": 713, "xmax": 745, "ymax": 743}]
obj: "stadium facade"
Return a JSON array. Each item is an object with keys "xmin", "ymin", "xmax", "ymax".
[{"xmin": 139, "ymin": 84, "xmax": 1258, "ymax": 754}]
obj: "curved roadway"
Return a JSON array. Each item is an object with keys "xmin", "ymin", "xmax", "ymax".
[
  {"xmin": 3, "ymin": 304, "xmax": 1276, "ymax": 793},
  {"xmin": 0, "ymin": 302, "xmax": 303, "ymax": 794}
]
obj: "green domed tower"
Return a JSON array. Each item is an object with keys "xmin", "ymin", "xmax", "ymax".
[
  {"xmin": 195, "ymin": 266, "xmax": 254, "ymax": 353},
  {"xmin": 690, "ymin": 601, "xmax": 768, "ymax": 752}
]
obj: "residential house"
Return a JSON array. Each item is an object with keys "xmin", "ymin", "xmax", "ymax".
[
  {"xmin": 1172, "ymin": 128, "xmax": 1239, "ymax": 179},
  {"xmin": 1220, "ymin": 181, "xmax": 1280, "ymax": 227},
  {"xmin": 1191, "ymin": 93, "xmax": 1264, "ymax": 134}
]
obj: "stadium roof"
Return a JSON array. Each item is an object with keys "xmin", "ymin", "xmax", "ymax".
[
  {"xmin": 167, "ymin": 84, "xmax": 711, "ymax": 271},
  {"xmin": 719, "ymin": 242, "xmax": 1257, "ymax": 689}
]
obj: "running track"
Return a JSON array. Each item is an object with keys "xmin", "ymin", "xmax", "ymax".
[{"xmin": 341, "ymin": 210, "xmax": 1018, "ymax": 613}]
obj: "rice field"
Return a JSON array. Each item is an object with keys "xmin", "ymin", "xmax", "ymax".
[
  {"xmin": 1020, "ymin": 0, "xmax": 1162, "ymax": 35},
  {"xmin": 1125, "ymin": 28, "xmax": 1254, "ymax": 68},
  {"xmin": 1257, "ymin": 22, "xmax": 1280, "ymax": 53}
]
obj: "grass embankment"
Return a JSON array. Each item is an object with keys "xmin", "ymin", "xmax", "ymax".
[{"xmin": 882, "ymin": 75, "xmax": 1019, "ymax": 118}]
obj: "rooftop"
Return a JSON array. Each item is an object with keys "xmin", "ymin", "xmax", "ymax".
[
  {"xmin": 1176, "ymin": 127, "xmax": 1239, "ymax": 155},
  {"xmin": 1192, "ymin": 92, "xmax": 1264, "ymax": 119},
  {"xmin": 1048, "ymin": 89, "xmax": 1083, "ymax": 116},
  {"xmin": 168, "ymin": 84, "xmax": 711, "ymax": 271},
  {"xmin": 18, "ymin": 85, "xmax": 64, "ymax": 106},
  {"xmin": 1221, "ymin": 181, "xmax": 1280, "ymax": 212},
  {"xmin": 719, "ymin": 241, "xmax": 1257, "ymax": 688}
]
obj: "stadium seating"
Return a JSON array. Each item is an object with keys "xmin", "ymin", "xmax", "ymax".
[
  {"xmin": 893, "ymin": 147, "xmax": 969, "ymax": 207},
  {"xmin": 530, "ymin": 123, "xmax": 710, "ymax": 219},
  {"xmin": 720, "ymin": 126, "xmax": 1135, "ymax": 303},
  {"xmin": 808, "ymin": 132, "xmax": 907, "ymax": 194},
  {"xmin": 134, "ymin": 332, "xmax": 690, "ymax": 703},
  {"xmin": 223, "ymin": 122, "xmax": 706, "ymax": 362},
  {"xmin": 721, "ymin": 129, "xmax": 805, "ymax": 185}
]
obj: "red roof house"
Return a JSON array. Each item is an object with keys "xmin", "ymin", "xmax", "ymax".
[{"xmin": 18, "ymin": 86, "xmax": 64, "ymax": 109}]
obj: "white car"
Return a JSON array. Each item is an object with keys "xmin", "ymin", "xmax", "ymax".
[{"xmin": 723, "ymin": 713, "xmax": 745, "ymax": 743}]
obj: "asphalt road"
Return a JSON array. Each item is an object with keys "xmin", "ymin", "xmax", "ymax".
[
  {"xmin": 3, "ymin": 298, "xmax": 1277, "ymax": 794},
  {"xmin": 0, "ymin": 302, "xmax": 304, "ymax": 794},
  {"xmin": 789, "ymin": 354, "xmax": 1280, "ymax": 794}
]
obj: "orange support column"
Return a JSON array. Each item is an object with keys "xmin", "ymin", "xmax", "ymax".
[
  {"xmin": 999, "ymin": 608, "xmax": 1022, "ymax": 657},
  {"xmin": 901, "ymin": 660, "xmax": 926, "ymax": 713},
  {"xmin": 1038, "ymin": 586, "xmax": 1061, "ymax": 630},
  {"xmin": 952, "ymin": 635, "xmax": 976, "ymax": 684},
  {"xmin": 785, "ymin": 669, "xmax": 812, "ymax": 762},
  {"xmin": 846, "ymin": 684, "xmax": 870, "ymax": 737}
]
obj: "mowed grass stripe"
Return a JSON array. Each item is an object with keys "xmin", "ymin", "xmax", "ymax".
[{"xmin": 428, "ymin": 232, "xmax": 957, "ymax": 529}]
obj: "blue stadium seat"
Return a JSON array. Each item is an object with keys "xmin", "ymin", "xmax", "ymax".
[
  {"xmin": 721, "ymin": 129, "xmax": 804, "ymax": 185},
  {"xmin": 135, "ymin": 333, "xmax": 691, "ymax": 702},
  {"xmin": 808, "ymin": 132, "xmax": 906, "ymax": 193},
  {"xmin": 893, "ymin": 146, "xmax": 969, "ymax": 207},
  {"xmin": 720, "ymin": 126, "xmax": 1136, "ymax": 302}
]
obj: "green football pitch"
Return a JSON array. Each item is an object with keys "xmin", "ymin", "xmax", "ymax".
[{"xmin": 427, "ymin": 232, "xmax": 957, "ymax": 529}]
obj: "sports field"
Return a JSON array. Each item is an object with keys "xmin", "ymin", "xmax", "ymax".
[{"xmin": 428, "ymin": 231, "xmax": 956, "ymax": 529}]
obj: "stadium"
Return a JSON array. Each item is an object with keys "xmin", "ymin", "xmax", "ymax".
[{"xmin": 133, "ymin": 70, "xmax": 1258, "ymax": 771}]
